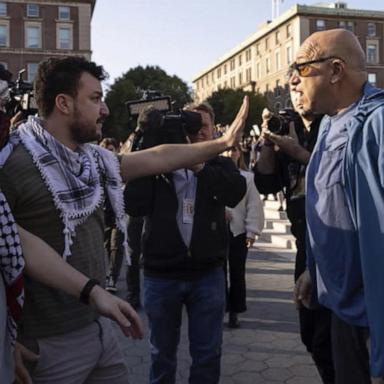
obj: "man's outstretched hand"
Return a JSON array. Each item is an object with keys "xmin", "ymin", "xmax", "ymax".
[
  {"xmin": 221, "ymin": 96, "xmax": 249, "ymax": 148},
  {"xmin": 90, "ymin": 286, "xmax": 144, "ymax": 339}
]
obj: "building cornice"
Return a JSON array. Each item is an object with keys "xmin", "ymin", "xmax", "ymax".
[
  {"xmin": 1, "ymin": 0, "xmax": 96, "ymax": 16},
  {"xmin": 0, "ymin": 47, "xmax": 92, "ymax": 55}
]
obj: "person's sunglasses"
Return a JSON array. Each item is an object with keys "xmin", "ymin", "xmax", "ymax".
[{"xmin": 286, "ymin": 56, "xmax": 343, "ymax": 79}]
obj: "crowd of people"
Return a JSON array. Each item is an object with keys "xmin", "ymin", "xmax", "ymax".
[{"xmin": 0, "ymin": 27, "xmax": 384, "ymax": 384}]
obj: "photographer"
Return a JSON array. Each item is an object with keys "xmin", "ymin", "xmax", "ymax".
[
  {"xmin": 253, "ymin": 90, "xmax": 335, "ymax": 384},
  {"xmin": 124, "ymin": 102, "xmax": 246, "ymax": 384}
]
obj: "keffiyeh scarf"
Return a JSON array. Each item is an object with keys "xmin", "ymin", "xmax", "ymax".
[
  {"xmin": 0, "ymin": 189, "xmax": 24, "ymax": 346},
  {"xmin": 9, "ymin": 116, "xmax": 129, "ymax": 262}
]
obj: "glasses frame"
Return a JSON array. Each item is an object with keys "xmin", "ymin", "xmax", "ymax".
[{"xmin": 287, "ymin": 56, "xmax": 343, "ymax": 79}]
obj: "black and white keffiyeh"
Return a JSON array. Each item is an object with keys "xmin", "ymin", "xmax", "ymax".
[
  {"xmin": 0, "ymin": 165, "xmax": 24, "ymax": 347},
  {"xmin": 7, "ymin": 116, "xmax": 130, "ymax": 262}
]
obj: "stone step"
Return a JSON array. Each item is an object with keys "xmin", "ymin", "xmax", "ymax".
[
  {"xmin": 257, "ymin": 197, "xmax": 297, "ymax": 251},
  {"xmin": 265, "ymin": 219, "xmax": 291, "ymax": 233}
]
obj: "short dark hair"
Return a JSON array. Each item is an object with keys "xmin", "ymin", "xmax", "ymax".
[
  {"xmin": 185, "ymin": 101, "xmax": 215, "ymax": 123},
  {"xmin": 34, "ymin": 56, "xmax": 107, "ymax": 117}
]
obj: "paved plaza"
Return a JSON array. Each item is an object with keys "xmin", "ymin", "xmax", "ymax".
[{"xmin": 114, "ymin": 243, "xmax": 323, "ymax": 384}]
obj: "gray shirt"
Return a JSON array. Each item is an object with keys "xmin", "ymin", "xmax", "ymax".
[
  {"xmin": 0, "ymin": 145, "xmax": 105, "ymax": 342},
  {"xmin": 0, "ymin": 275, "xmax": 14, "ymax": 383}
]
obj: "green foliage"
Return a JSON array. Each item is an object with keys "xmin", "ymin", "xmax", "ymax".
[
  {"xmin": 207, "ymin": 88, "xmax": 268, "ymax": 136},
  {"xmin": 104, "ymin": 65, "xmax": 192, "ymax": 141}
]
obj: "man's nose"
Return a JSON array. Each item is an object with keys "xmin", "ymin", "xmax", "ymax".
[
  {"xmin": 289, "ymin": 71, "xmax": 300, "ymax": 85},
  {"xmin": 101, "ymin": 101, "xmax": 109, "ymax": 117}
]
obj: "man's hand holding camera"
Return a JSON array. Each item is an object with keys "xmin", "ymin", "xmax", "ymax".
[{"xmin": 261, "ymin": 108, "xmax": 311, "ymax": 165}]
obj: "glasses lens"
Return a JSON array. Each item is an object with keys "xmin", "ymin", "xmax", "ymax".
[{"xmin": 298, "ymin": 64, "xmax": 311, "ymax": 77}]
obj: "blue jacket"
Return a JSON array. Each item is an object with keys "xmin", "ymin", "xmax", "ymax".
[
  {"xmin": 344, "ymin": 83, "xmax": 384, "ymax": 376},
  {"xmin": 307, "ymin": 83, "xmax": 384, "ymax": 376}
]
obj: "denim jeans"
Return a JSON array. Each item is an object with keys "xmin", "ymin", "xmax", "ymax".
[{"xmin": 144, "ymin": 267, "xmax": 225, "ymax": 384}]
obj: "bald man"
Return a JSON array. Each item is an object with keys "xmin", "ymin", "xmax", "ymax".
[{"xmin": 290, "ymin": 29, "xmax": 384, "ymax": 383}]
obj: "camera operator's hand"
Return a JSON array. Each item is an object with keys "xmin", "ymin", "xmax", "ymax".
[
  {"xmin": 221, "ymin": 96, "xmax": 249, "ymax": 148},
  {"xmin": 263, "ymin": 122, "xmax": 311, "ymax": 165}
]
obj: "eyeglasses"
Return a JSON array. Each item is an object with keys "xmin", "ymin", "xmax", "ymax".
[{"xmin": 286, "ymin": 56, "xmax": 343, "ymax": 79}]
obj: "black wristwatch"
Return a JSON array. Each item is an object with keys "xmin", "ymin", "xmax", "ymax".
[{"xmin": 79, "ymin": 278, "xmax": 100, "ymax": 305}]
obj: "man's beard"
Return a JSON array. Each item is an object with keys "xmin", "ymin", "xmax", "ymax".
[{"xmin": 69, "ymin": 107, "xmax": 101, "ymax": 144}]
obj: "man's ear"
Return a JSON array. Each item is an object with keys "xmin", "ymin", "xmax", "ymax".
[
  {"xmin": 55, "ymin": 94, "xmax": 73, "ymax": 115},
  {"xmin": 330, "ymin": 59, "xmax": 345, "ymax": 84}
]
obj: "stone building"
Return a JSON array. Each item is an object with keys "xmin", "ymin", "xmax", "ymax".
[
  {"xmin": 192, "ymin": 2, "xmax": 384, "ymax": 110},
  {"xmin": 0, "ymin": 0, "xmax": 96, "ymax": 82}
]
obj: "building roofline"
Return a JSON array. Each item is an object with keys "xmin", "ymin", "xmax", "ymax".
[
  {"xmin": 192, "ymin": 3, "xmax": 384, "ymax": 82},
  {"xmin": 1, "ymin": 0, "xmax": 97, "ymax": 16}
]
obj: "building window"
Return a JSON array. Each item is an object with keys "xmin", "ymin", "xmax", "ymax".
[
  {"xmin": 217, "ymin": 67, "xmax": 221, "ymax": 79},
  {"xmin": 368, "ymin": 73, "xmax": 377, "ymax": 87},
  {"xmin": 265, "ymin": 37, "xmax": 269, "ymax": 50},
  {"xmin": 245, "ymin": 48, "xmax": 251, "ymax": 62},
  {"xmin": 266, "ymin": 57, "xmax": 270, "ymax": 73},
  {"xmin": 0, "ymin": 2, "xmax": 7, "ymax": 16},
  {"xmin": 275, "ymin": 50, "xmax": 281, "ymax": 70},
  {"xmin": 27, "ymin": 63, "xmax": 38, "ymax": 82},
  {"xmin": 211, "ymin": 72, "xmax": 214, "ymax": 82},
  {"xmin": 286, "ymin": 24, "xmax": 292, "ymax": 38},
  {"xmin": 367, "ymin": 44, "xmax": 378, "ymax": 64},
  {"xmin": 0, "ymin": 23, "xmax": 9, "ymax": 47},
  {"xmin": 368, "ymin": 23, "xmax": 376, "ymax": 37},
  {"xmin": 338, "ymin": 20, "xmax": 353, "ymax": 32},
  {"xmin": 316, "ymin": 20, "xmax": 326, "ymax": 31},
  {"xmin": 27, "ymin": 4, "xmax": 39, "ymax": 18},
  {"xmin": 238, "ymin": 54, "xmax": 242, "ymax": 66},
  {"xmin": 246, "ymin": 67, "xmax": 251, "ymax": 82},
  {"xmin": 230, "ymin": 76, "xmax": 235, "ymax": 88},
  {"xmin": 57, "ymin": 26, "xmax": 72, "ymax": 49},
  {"xmin": 275, "ymin": 30, "xmax": 280, "ymax": 45},
  {"xmin": 58, "ymin": 6, "xmax": 70, "ymax": 20},
  {"xmin": 286, "ymin": 46, "xmax": 293, "ymax": 65},
  {"xmin": 224, "ymin": 64, "xmax": 227, "ymax": 75},
  {"xmin": 25, "ymin": 24, "xmax": 41, "ymax": 48},
  {"xmin": 230, "ymin": 59, "xmax": 235, "ymax": 71},
  {"xmin": 224, "ymin": 80, "xmax": 227, "ymax": 88},
  {"xmin": 275, "ymin": 80, "xmax": 281, "ymax": 97},
  {"xmin": 238, "ymin": 72, "xmax": 242, "ymax": 85},
  {"xmin": 256, "ymin": 43, "xmax": 260, "ymax": 55},
  {"xmin": 256, "ymin": 62, "xmax": 261, "ymax": 79}
]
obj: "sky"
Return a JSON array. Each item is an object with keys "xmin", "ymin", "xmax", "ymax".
[{"xmin": 91, "ymin": 0, "xmax": 384, "ymax": 88}]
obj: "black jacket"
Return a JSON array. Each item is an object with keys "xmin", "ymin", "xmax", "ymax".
[
  {"xmin": 253, "ymin": 116, "xmax": 322, "ymax": 279},
  {"xmin": 124, "ymin": 156, "xmax": 246, "ymax": 279}
]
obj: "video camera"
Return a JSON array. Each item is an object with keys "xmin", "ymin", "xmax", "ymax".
[
  {"xmin": 267, "ymin": 108, "xmax": 300, "ymax": 136},
  {"xmin": 6, "ymin": 69, "xmax": 38, "ymax": 117},
  {"xmin": 126, "ymin": 91, "xmax": 202, "ymax": 150}
]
